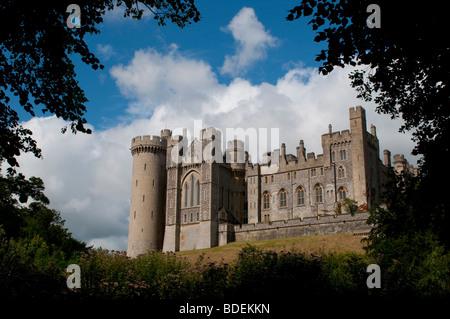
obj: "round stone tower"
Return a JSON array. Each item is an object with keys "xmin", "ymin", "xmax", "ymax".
[{"xmin": 127, "ymin": 134, "xmax": 167, "ymax": 257}]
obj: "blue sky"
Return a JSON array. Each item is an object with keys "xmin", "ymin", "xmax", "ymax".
[
  {"xmin": 75, "ymin": 0, "xmax": 324, "ymax": 129},
  {"xmin": 15, "ymin": 1, "xmax": 418, "ymax": 250}
]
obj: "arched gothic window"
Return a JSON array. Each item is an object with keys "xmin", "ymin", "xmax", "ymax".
[
  {"xmin": 279, "ymin": 189, "xmax": 287, "ymax": 208},
  {"xmin": 314, "ymin": 184, "xmax": 323, "ymax": 204},
  {"xmin": 297, "ymin": 186, "xmax": 305, "ymax": 206},
  {"xmin": 338, "ymin": 187, "xmax": 347, "ymax": 201},
  {"xmin": 182, "ymin": 171, "xmax": 201, "ymax": 208},
  {"xmin": 263, "ymin": 191, "xmax": 270, "ymax": 210}
]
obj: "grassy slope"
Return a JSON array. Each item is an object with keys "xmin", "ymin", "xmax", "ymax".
[{"xmin": 177, "ymin": 233, "xmax": 366, "ymax": 264}]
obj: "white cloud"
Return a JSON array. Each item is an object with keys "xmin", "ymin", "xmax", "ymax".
[
  {"xmin": 110, "ymin": 46, "xmax": 417, "ymax": 163},
  {"xmin": 220, "ymin": 7, "xmax": 278, "ymax": 76},
  {"xmin": 16, "ymin": 116, "xmax": 139, "ymax": 251},
  {"xmin": 96, "ymin": 44, "xmax": 116, "ymax": 61},
  {"xmin": 16, "ymin": 45, "xmax": 418, "ymax": 252},
  {"xmin": 110, "ymin": 46, "xmax": 219, "ymax": 116}
]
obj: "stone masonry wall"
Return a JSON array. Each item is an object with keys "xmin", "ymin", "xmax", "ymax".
[{"xmin": 233, "ymin": 212, "xmax": 371, "ymax": 242}]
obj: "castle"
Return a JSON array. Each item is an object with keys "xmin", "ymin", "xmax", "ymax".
[{"xmin": 127, "ymin": 106, "xmax": 416, "ymax": 257}]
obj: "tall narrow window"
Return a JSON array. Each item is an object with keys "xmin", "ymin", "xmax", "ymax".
[
  {"xmin": 263, "ymin": 192, "xmax": 270, "ymax": 210},
  {"xmin": 332, "ymin": 151, "xmax": 335, "ymax": 162},
  {"xmin": 297, "ymin": 187, "xmax": 305, "ymax": 206},
  {"xmin": 190, "ymin": 175, "xmax": 194, "ymax": 207},
  {"xmin": 311, "ymin": 168, "xmax": 316, "ymax": 177},
  {"xmin": 279, "ymin": 189, "xmax": 287, "ymax": 208},
  {"xmin": 287, "ymin": 173, "xmax": 290, "ymax": 181},
  {"xmin": 184, "ymin": 184, "xmax": 188, "ymax": 207},
  {"xmin": 144, "ymin": 163, "xmax": 146, "ymax": 171},
  {"xmin": 338, "ymin": 166, "xmax": 345, "ymax": 178},
  {"xmin": 196, "ymin": 212, "xmax": 199, "ymax": 221},
  {"xmin": 315, "ymin": 185, "xmax": 323, "ymax": 203},
  {"xmin": 340, "ymin": 149, "xmax": 347, "ymax": 160},
  {"xmin": 197, "ymin": 181, "xmax": 200, "ymax": 205}
]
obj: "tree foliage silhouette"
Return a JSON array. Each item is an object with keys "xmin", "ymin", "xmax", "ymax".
[
  {"xmin": 0, "ymin": 0, "xmax": 200, "ymax": 174},
  {"xmin": 287, "ymin": 0, "xmax": 449, "ymax": 247}
]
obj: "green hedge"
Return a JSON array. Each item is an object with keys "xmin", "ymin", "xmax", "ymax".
[{"xmin": 1, "ymin": 236, "xmax": 449, "ymax": 300}]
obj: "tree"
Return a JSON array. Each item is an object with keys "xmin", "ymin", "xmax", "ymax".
[
  {"xmin": 287, "ymin": 0, "xmax": 449, "ymax": 248},
  {"xmin": 0, "ymin": 0, "xmax": 200, "ymax": 174},
  {"xmin": 0, "ymin": 173, "xmax": 49, "ymax": 238},
  {"xmin": 21, "ymin": 202, "xmax": 88, "ymax": 258},
  {"xmin": 0, "ymin": 171, "xmax": 87, "ymax": 250}
]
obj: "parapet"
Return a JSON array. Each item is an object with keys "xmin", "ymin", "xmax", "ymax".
[
  {"xmin": 131, "ymin": 135, "xmax": 167, "ymax": 155},
  {"xmin": 161, "ymin": 129, "xmax": 172, "ymax": 139},
  {"xmin": 393, "ymin": 154, "xmax": 406, "ymax": 164},
  {"xmin": 131, "ymin": 135, "xmax": 167, "ymax": 147},
  {"xmin": 349, "ymin": 105, "xmax": 366, "ymax": 120},
  {"xmin": 322, "ymin": 129, "xmax": 351, "ymax": 145}
]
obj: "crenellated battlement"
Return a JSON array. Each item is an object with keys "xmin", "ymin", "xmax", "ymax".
[
  {"xmin": 349, "ymin": 105, "xmax": 365, "ymax": 120},
  {"xmin": 128, "ymin": 105, "xmax": 415, "ymax": 255},
  {"xmin": 321, "ymin": 129, "xmax": 351, "ymax": 147},
  {"xmin": 131, "ymin": 135, "xmax": 167, "ymax": 155}
]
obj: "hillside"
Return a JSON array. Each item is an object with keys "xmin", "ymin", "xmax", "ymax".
[{"xmin": 177, "ymin": 233, "xmax": 367, "ymax": 264}]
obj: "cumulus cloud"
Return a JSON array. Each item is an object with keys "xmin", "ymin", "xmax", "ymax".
[
  {"xmin": 15, "ymin": 116, "xmax": 144, "ymax": 250},
  {"xmin": 110, "ymin": 46, "xmax": 220, "ymax": 117},
  {"xmin": 15, "ymin": 9, "xmax": 418, "ymax": 251},
  {"xmin": 220, "ymin": 7, "xmax": 278, "ymax": 76},
  {"xmin": 110, "ymin": 46, "xmax": 416, "ymax": 163}
]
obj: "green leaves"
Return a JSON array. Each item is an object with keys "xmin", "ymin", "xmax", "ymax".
[
  {"xmin": 0, "ymin": 0, "xmax": 201, "ymax": 172},
  {"xmin": 0, "ymin": 173, "xmax": 49, "ymax": 206}
]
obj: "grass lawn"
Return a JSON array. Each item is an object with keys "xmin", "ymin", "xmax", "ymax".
[{"xmin": 176, "ymin": 233, "xmax": 367, "ymax": 264}]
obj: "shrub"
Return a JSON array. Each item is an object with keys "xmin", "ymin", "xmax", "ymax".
[
  {"xmin": 228, "ymin": 245, "xmax": 329, "ymax": 299},
  {"xmin": 322, "ymin": 252, "xmax": 371, "ymax": 296},
  {"xmin": 0, "ymin": 229, "xmax": 67, "ymax": 299}
]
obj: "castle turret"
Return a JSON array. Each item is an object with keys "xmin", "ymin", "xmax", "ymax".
[
  {"xmin": 127, "ymin": 134, "xmax": 167, "ymax": 257},
  {"xmin": 383, "ymin": 149, "xmax": 391, "ymax": 168},
  {"xmin": 349, "ymin": 106, "xmax": 369, "ymax": 207},
  {"xmin": 296, "ymin": 140, "xmax": 306, "ymax": 161}
]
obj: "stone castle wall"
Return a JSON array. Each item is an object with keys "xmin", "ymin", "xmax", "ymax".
[
  {"xmin": 128, "ymin": 106, "xmax": 412, "ymax": 256},
  {"xmin": 233, "ymin": 212, "xmax": 371, "ymax": 242}
]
